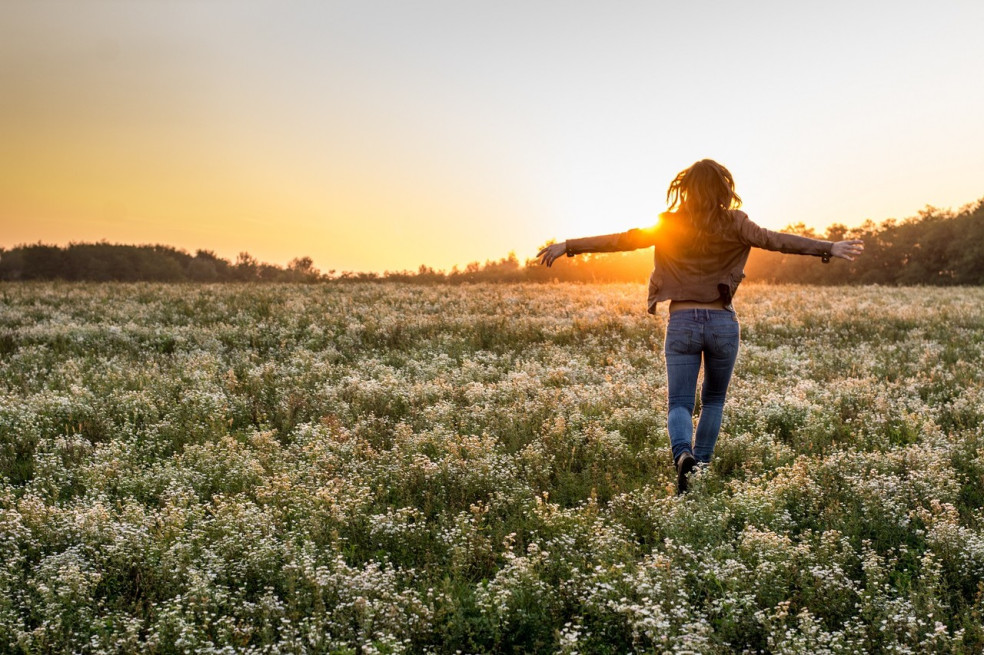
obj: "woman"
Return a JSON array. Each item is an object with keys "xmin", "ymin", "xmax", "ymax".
[{"xmin": 537, "ymin": 159, "xmax": 864, "ymax": 494}]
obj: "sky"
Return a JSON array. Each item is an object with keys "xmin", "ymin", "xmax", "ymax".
[{"xmin": 2, "ymin": 1, "xmax": 983, "ymax": 274}]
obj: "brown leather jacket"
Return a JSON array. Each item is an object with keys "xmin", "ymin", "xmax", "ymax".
[{"xmin": 564, "ymin": 210, "xmax": 833, "ymax": 314}]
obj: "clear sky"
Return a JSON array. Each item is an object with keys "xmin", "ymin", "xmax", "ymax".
[{"xmin": 2, "ymin": 1, "xmax": 983, "ymax": 273}]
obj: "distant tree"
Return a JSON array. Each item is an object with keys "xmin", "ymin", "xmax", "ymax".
[
  {"xmin": 20, "ymin": 244, "xmax": 67, "ymax": 280},
  {"xmin": 414, "ymin": 264, "xmax": 444, "ymax": 283},
  {"xmin": 257, "ymin": 262, "xmax": 284, "ymax": 281},
  {"xmin": 288, "ymin": 256, "xmax": 320, "ymax": 282},
  {"xmin": 188, "ymin": 257, "xmax": 218, "ymax": 282},
  {"xmin": 135, "ymin": 246, "xmax": 187, "ymax": 281},
  {"xmin": 0, "ymin": 248, "xmax": 23, "ymax": 280},
  {"xmin": 192, "ymin": 250, "xmax": 231, "ymax": 281},
  {"xmin": 235, "ymin": 252, "xmax": 259, "ymax": 281}
]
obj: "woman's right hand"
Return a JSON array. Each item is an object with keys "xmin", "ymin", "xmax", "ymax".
[
  {"xmin": 537, "ymin": 242, "xmax": 567, "ymax": 267},
  {"xmin": 831, "ymin": 239, "xmax": 865, "ymax": 261}
]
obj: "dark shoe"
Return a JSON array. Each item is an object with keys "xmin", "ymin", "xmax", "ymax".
[{"xmin": 675, "ymin": 452, "xmax": 697, "ymax": 495}]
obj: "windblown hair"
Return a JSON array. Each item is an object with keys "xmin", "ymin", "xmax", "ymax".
[{"xmin": 666, "ymin": 159, "xmax": 742, "ymax": 236}]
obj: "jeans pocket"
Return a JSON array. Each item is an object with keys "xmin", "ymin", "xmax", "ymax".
[
  {"xmin": 709, "ymin": 326, "xmax": 739, "ymax": 358},
  {"xmin": 665, "ymin": 327, "xmax": 694, "ymax": 354}
]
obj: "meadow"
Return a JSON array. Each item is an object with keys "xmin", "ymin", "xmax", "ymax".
[{"xmin": 1, "ymin": 281, "xmax": 982, "ymax": 654}]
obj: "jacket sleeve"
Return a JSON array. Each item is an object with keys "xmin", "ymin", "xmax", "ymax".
[
  {"xmin": 735, "ymin": 212, "xmax": 833, "ymax": 260},
  {"xmin": 564, "ymin": 226, "xmax": 659, "ymax": 256}
]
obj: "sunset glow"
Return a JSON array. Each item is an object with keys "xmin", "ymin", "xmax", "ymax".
[{"xmin": 2, "ymin": 1, "xmax": 983, "ymax": 273}]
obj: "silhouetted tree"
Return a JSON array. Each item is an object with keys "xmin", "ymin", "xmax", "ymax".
[{"xmin": 287, "ymin": 256, "xmax": 320, "ymax": 282}]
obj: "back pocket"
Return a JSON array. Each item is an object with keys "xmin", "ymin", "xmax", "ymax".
[
  {"xmin": 709, "ymin": 325, "xmax": 739, "ymax": 358},
  {"xmin": 665, "ymin": 327, "xmax": 696, "ymax": 354}
]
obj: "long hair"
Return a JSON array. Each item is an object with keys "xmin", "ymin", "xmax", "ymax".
[{"xmin": 666, "ymin": 159, "xmax": 742, "ymax": 236}]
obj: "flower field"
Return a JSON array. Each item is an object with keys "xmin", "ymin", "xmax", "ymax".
[{"xmin": 1, "ymin": 281, "xmax": 983, "ymax": 654}]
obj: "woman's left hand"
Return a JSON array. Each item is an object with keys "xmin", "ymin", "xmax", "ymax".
[
  {"xmin": 537, "ymin": 242, "xmax": 567, "ymax": 267},
  {"xmin": 831, "ymin": 239, "xmax": 865, "ymax": 261}
]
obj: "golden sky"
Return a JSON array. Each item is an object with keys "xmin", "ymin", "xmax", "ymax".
[{"xmin": 2, "ymin": 1, "xmax": 983, "ymax": 273}]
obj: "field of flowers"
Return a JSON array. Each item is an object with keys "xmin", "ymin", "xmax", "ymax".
[{"xmin": 1, "ymin": 281, "xmax": 983, "ymax": 654}]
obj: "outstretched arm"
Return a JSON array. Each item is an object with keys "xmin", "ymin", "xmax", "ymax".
[
  {"xmin": 536, "ymin": 226, "xmax": 659, "ymax": 267},
  {"xmin": 736, "ymin": 212, "xmax": 863, "ymax": 262}
]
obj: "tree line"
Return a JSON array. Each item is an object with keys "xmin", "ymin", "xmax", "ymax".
[
  {"xmin": 2, "ymin": 198, "xmax": 982, "ymax": 284},
  {"xmin": 744, "ymin": 200, "xmax": 984, "ymax": 286},
  {"xmin": 0, "ymin": 244, "xmax": 324, "ymax": 283}
]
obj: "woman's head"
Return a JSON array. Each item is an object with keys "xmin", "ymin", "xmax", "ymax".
[{"xmin": 666, "ymin": 159, "xmax": 742, "ymax": 222}]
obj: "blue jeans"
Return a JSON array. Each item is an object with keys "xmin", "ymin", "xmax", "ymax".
[{"xmin": 664, "ymin": 309, "xmax": 740, "ymax": 463}]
